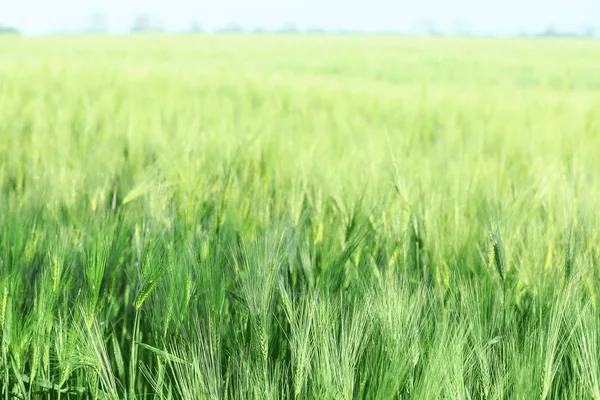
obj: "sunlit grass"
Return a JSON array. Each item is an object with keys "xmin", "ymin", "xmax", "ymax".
[{"xmin": 1, "ymin": 35, "xmax": 600, "ymax": 399}]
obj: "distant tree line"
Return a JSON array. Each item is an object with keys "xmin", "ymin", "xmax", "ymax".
[
  {"xmin": 533, "ymin": 25, "xmax": 596, "ymax": 38},
  {"xmin": 0, "ymin": 25, "xmax": 19, "ymax": 34},
  {"xmin": 0, "ymin": 15, "xmax": 597, "ymax": 37},
  {"xmin": 80, "ymin": 14, "xmax": 598, "ymax": 37}
]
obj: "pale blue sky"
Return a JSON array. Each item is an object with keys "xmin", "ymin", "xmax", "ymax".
[{"xmin": 1, "ymin": 0, "xmax": 599, "ymax": 35}]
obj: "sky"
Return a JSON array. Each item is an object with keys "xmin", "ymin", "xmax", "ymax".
[{"xmin": 1, "ymin": 0, "xmax": 599, "ymax": 35}]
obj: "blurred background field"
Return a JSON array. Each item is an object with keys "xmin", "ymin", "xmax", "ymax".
[{"xmin": 1, "ymin": 36, "xmax": 600, "ymax": 398}]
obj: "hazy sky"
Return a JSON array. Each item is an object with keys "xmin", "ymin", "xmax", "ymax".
[{"xmin": 1, "ymin": 0, "xmax": 599, "ymax": 35}]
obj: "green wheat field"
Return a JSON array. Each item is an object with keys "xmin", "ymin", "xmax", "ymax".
[{"xmin": 1, "ymin": 35, "xmax": 600, "ymax": 399}]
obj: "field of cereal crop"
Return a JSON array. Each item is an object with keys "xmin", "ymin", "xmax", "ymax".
[{"xmin": 1, "ymin": 35, "xmax": 600, "ymax": 398}]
